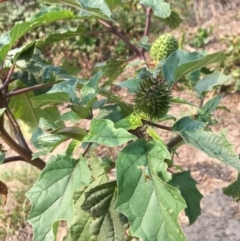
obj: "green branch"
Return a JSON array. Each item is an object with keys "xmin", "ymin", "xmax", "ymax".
[{"xmin": 98, "ymin": 19, "xmax": 144, "ymax": 60}]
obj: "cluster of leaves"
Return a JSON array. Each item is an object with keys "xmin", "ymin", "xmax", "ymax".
[{"xmin": 0, "ymin": 1, "xmax": 239, "ymax": 241}]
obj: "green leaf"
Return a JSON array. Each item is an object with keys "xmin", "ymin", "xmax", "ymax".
[
  {"xmin": 77, "ymin": 0, "xmax": 113, "ymax": 20},
  {"xmin": 198, "ymin": 95, "xmax": 222, "ymax": 121},
  {"xmin": 9, "ymin": 92, "xmax": 61, "ymax": 134},
  {"xmin": 68, "ymin": 104, "xmax": 92, "ymax": 119},
  {"xmin": 31, "ymin": 118, "xmax": 66, "ymax": 157},
  {"xmin": 52, "ymin": 127, "xmax": 88, "ymax": 141},
  {"xmin": 101, "ymin": 59, "xmax": 127, "ymax": 86},
  {"xmin": 0, "ymin": 108, "xmax": 6, "ymax": 117},
  {"xmin": 222, "ymin": 173, "xmax": 240, "ymax": 202},
  {"xmin": 146, "ymin": 127, "xmax": 164, "ymax": 142},
  {"xmin": 26, "ymin": 155, "xmax": 91, "ymax": 241},
  {"xmin": 14, "ymin": 49, "xmax": 67, "ymax": 95},
  {"xmin": 0, "ymin": 6, "xmax": 74, "ymax": 63},
  {"xmin": 105, "ymin": 0, "xmax": 120, "ymax": 10},
  {"xmin": 30, "ymin": 92, "xmax": 70, "ymax": 108},
  {"xmin": 140, "ymin": 0, "xmax": 171, "ymax": 18},
  {"xmin": 31, "ymin": 129, "xmax": 66, "ymax": 155},
  {"xmin": 194, "ymin": 73, "xmax": 231, "ymax": 96},
  {"xmin": 173, "ymin": 117, "xmax": 240, "ymax": 171},
  {"xmin": 65, "ymin": 174, "xmax": 109, "ymax": 241},
  {"xmin": 162, "ymin": 50, "xmax": 226, "ymax": 85},
  {"xmin": 58, "ymin": 111, "xmax": 81, "ymax": 122},
  {"xmin": 169, "ymin": 171, "xmax": 203, "ymax": 225},
  {"xmin": 115, "ymin": 139, "xmax": 187, "ymax": 241},
  {"xmin": 138, "ymin": 36, "xmax": 151, "ymax": 50},
  {"xmin": 89, "ymin": 157, "xmax": 114, "ymax": 178},
  {"xmin": 97, "ymin": 104, "xmax": 124, "ymax": 123},
  {"xmin": 83, "ymin": 119, "xmax": 137, "ymax": 147},
  {"xmin": 158, "ymin": 114, "xmax": 176, "ymax": 122},
  {"xmin": 42, "ymin": 0, "xmax": 81, "ymax": 9},
  {"xmin": 48, "ymin": 78, "xmax": 81, "ymax": 102},
  {"xmin": 32, "ymin": 150, "xmax": 50, "ymax": 160},
  {"xmin": 36, "ymin": 25, "xmax": 86, "ymax": 48},
  {"xmin": 12, "ymin": 42, "xmax": 35, "ymax": 63},
  {"xmin": 116, "ymin": 78, "xmax": 142, "ymax": 93},
  {"xmin": 174, "ymin": 52, "xmax": 226, "ymax": 82},
  {"xmin": 114, "ymin": 113, "xmax": 142, "ymax": 130},
  {"xmin": 66, "ymin": 139, "xmax": 81, "ymax": 156},
  {"xmin": 171, "ymin": 97, "xmax": 197, "ymax": 108},
  {"xmin": 162, "ymin": 50, "xmax": 202, "ymax": 85},
  {"xmin": 82, "ymin": 181, "xmax": 128, "ymax": 241},
  {"xmin": 81, "ymin": 71, "xmax": 103, "ymax": 104},
  {"xmin": 161, "ymin": 11, "xmax": 182, "ymax": 29},
  {"xmin": 172, "ymin": 116, "xmax": 206, "ymax": 132}
]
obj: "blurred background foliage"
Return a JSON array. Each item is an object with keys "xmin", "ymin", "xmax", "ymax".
[
  {"xmin": 0, "ymin": 0, "xmax": 239, "ymax": 83},
  {"xmin": 0, "ymin": 0, "xmax": 239, "ymax": 88},
  {"xmin": 0, "ymin": 0, "xmax": 182, "ymax": 76}
]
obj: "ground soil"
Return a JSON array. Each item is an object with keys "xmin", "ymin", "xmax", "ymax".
[{"xmin": 1, "ymin": 1, "xmax": 240, "ymax": 241}]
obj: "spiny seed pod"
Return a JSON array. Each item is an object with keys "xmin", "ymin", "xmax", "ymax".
[
  {"xmin": 150, "ymin": 33, "xmax": 178, "ymax": 62},
  {"xmin": 133, "ymin": 77, "xmax": 171, "ymax": 120}
]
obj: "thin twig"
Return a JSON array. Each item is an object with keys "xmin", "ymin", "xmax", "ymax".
[
  {"xmin": 199, "ymin": 96, "xmax": 205, "ymax": 108},
  {"xmin": 5, "ymin": 106, "xmax": 31, "ymax": 150},
  {"xmin": 140, "ymin": 7, "xmax": 152, "ymax": 64},
  {"xmin": 1, "ymin": 128, "xmax": 45, "ymax": 170},
  {"xmin": 143, "ymin": 120, "xmax": 172, "ymax": 132},
  {"xmin": 167, "ymin": 168, "xmax": 175, "ymax": 174},
  {"xmin": 82, "ymin": 142, "xmax": 93, "ymax": 157},
  {"xmin": 143, "ymin": 7, "xmax": 152, "ymax": 37},
  {"xmin": 1, "ymin": 64, "xmax": 15, "ymax": 91},
  {"xmin": 5, "ymin": 82, "xmax": 57, "ymax": 98},
  {"xmin": 98, "ymin": 20, "xmax": 143, "ymax": 59}
]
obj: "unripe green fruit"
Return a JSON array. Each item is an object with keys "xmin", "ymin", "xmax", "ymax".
[
  {"xmin": 133, "ymin": 77, "xmax": 171, "ymax": 120},
  {"xmin": 150, "ymin": 33, "xmax": 178, "ymax": 62}
]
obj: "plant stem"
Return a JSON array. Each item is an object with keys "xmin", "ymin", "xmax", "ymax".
[
  {"xmin": 5, "ymin": 82, "xmax": 58, "ymax": 98},
  {"xmin": 98, "ymin": 20, "xmax": 143, "ymax": 59},
  {"xmin": 82, "ymin": 143, "xmax": 93, "ymax": 157},
  {"xmin": 1, "ymin": 64, "xmax": 15, "ymax": 91},
  {"xmin": 199, "ymin": 96, "xmax": 205, "ymax": 108},
  {"xmin": 5, "ymin": 106, "xmax": 31, "ymax": 150},
  {"xmin": 143, "ymin": 120, "xmax": 172, "ymax": 132},
  {"xmin": 143, "ymin": 8, "xmax": 152, "ymax": 37},
  {"xmin": 3, "ymin": 156, "xmax": 24, "ymax": 163},
  {"xmin": 139, "ymin": 7, "xmax": 152, "ymax": 62},
  {"xmin": 1, "ymin": 128, "xmax": 45, "ymax": 170}
]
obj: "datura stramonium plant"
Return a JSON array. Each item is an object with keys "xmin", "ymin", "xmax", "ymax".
[
  {"xmin": 133, "ymin": 76, "xmax": 172, "ymax": 120},
  {"xmin": 150, "ymin": 33, "xmax": 179, "ymax": 62}
]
